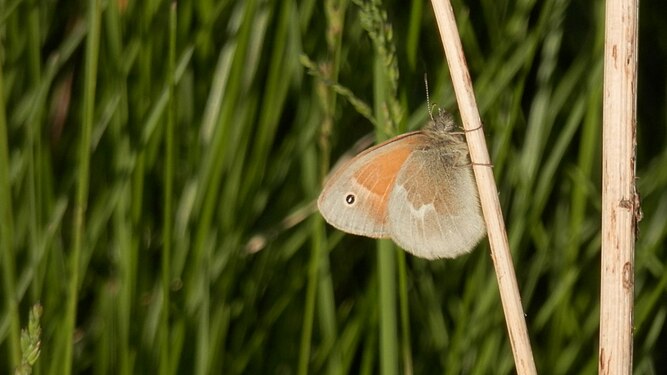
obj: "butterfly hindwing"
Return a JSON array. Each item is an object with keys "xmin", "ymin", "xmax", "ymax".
[{"xmin": 388, "ymin": 147, "xmax": 485, "ymax": 259}]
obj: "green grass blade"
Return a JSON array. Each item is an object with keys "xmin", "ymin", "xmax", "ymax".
[{"xmin": 62, "ymin": 0, "xmax": 100, "ymax": 373}]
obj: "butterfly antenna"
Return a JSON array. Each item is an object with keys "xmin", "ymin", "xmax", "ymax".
[{"xmin": 424, "ymin": 73, "xmax": 435, "ymax": 121}]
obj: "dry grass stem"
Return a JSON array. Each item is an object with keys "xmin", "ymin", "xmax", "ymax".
[
  {"xmin": 599, "ymin": 0, "xmax": 639, "ymax": 373},
  {"xmin": 430, "ymin": 1, "xmax": 537, "ymax": 374}
]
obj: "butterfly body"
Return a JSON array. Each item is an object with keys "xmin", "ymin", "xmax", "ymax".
[{"xmin": 318, "ymin": 112, "xmax": 486, "ymax": 259}]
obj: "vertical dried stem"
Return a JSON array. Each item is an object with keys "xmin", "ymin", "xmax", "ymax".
[
  {"xmin": 429, "ymin": 1, "xmax": 537, "ymax": 374},
  {"xmin": 599, "ymin": 0, "xmax": 639, "ymax": 373}
]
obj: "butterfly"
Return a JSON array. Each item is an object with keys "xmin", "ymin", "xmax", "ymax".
[{"xmin": 318, "ymin": 111, "xmax": 486, "ymax": 259}]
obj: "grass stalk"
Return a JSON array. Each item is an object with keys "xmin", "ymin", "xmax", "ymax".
[
  {"xmin": 599, "ymin": 0, "xmax": 639, "ymax": 372},
  {"xmin": 396, "ymin": 251, "xmax": 413, "ymax": 375},
  {"xmin": 377, "ymin": 241, "xmax": 398, "ymax": 375},
  {"xmin": 298, "ymin": 217, "xmax": 320, "ymax": 375},
  {"xmin": 62, "ymin": 0, "xmax": 100, "ymax": 373},
  {"xmin": 429, "ymin": 0, "xmax": 537, "ymax": 373},
  {"xmin": 103, "ymin": 1, "xmax": 135, "ymax": 372},
  {"xmin": 373, "ymin": 56, "xmax": 399, "ymax": 375},
  {"xmin": 0, "ymin": 38, "xmax": 21, "ymax": 369},
  {"xmin": 26, "ymin": 0, "xmax": 44, "ymax": 313},
  {"xmin": 159, "ymin": 3, "xmax": 177, "ymax": 375}
]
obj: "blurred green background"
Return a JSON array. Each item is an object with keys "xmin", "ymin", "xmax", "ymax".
[{"xmin": 1, "ymin": 0, "xmax": 665, "ymax": 374}]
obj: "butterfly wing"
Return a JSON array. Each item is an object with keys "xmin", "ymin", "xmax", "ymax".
[
  {"xmin": 388, "ymin": 148, "xmax": 486, "ymax": 259},
  {"xmin": 318, "ymin": 132, "xmax": 427, "ymax": 238}
]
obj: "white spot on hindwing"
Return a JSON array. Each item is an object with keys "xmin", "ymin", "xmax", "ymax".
[{"xmin": 407, "ymin": 200, "xmax": 435, "ymax": 219}]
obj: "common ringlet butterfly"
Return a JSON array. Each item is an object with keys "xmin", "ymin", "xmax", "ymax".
[{"xmin": 317, "ymin": 111, "xmax": 486, "ymax": 259}]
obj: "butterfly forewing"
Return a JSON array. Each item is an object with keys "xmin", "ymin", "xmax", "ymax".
[{"xmin": 317, "ymin": 133, "xmax": 426, "ymax": 238}]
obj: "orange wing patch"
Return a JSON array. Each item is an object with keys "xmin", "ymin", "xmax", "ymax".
[{"xmin": 351, "ymin": 134, "xmax": 426, "ymax": 220}]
